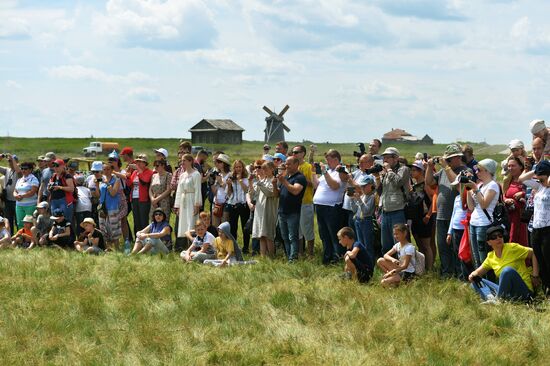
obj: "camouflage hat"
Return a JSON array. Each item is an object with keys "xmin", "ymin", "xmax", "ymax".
[{"xmin": 443, "ymin": 144, "xmax": 463, "ymax": 159}]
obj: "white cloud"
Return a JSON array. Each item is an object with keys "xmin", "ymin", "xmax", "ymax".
[
  {"xmin": 374, "ymin": 0, "xmax": 467, "ymax": 21},
  {"xmin": 47, "ymin": 65, "xmax": 153, "ymax": 84},
  {"xmin": 353, "ymin": 81, "xmax": 417, "ymax": 101},
  {"xmin": 93, "ymin": 0, "xmax": 217, "ymax": 51},
  {"xmin": 5, "ymin": 80, "xmax": 22, "ymax": 89},
  {"xmin": 126, "ymin": 87, "xmax": 160, "ymax": 102},
  {"xmin": 0, "ymin": 18, "xmax": 31, "ymax": 40},
  {"xmin": 511, "ymin": 16, "xmax": 550, "ymax": 54}
]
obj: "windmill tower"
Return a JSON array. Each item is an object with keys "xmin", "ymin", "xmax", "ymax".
[{"xmin": 263, "ymin": 105, "xmax": 290, "ymax": 143}]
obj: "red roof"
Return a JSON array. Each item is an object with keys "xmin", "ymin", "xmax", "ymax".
[{"xmin": 382, "ymin": 128, "xmax": 412, "ymax": 140}]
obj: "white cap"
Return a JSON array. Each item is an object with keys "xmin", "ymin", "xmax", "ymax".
[
  {"xmin": 508, "ymin": 139, "xmax": 524, "ymax": 150},
  {"xmin": 154, "ymin": 148, "xmax": 168, "ymax": 158},
  {"xmin": 530, "ymin": 119, "xmax": 546, "ymax": 134}
]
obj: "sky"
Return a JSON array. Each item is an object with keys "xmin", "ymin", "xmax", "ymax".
[{"xmin": 1, "ymin": 0, "xmax": 550, "ymax": 145}]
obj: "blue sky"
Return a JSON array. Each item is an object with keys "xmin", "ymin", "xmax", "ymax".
[{"xmin": 1, "ymin": 0, "xmax": 549, "ymax": 145}]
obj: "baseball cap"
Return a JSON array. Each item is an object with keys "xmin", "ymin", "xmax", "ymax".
[
  {"xmin": 273, "ymin": 153, "xmax": 287, "ymax": 162},
  {"xmin": 120, "ymin": 147, "xmax": 133, "ymax": 156},
  {"xmin": 154, "ymin": 148, "xmax": 168, "ymax": 158}
]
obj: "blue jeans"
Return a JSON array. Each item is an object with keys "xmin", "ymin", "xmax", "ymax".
[
  {"xmin": 279, "ymin": 212, "xmax": 301, "ymax": 262},
  {"xmin": 315, "ymin": 204, "xmax": 343, "ymax": 264},
  {"xmin": 380, "ymin": 210, "xmax": 405, "ymax": 253},
  {"xmin": 437, "ymin": 219, "xmax": 459, "ymax": 278},
  {"xmin": 471, "ymin": 266, "xmax": 533, "ymax": 302},
  {"xmin": 50, "ymin": 198, "xmax": 74, "ymax": 224},
  {"xmin": 355, "ymin": 217, "xmax": 374, "ymax": 269},
  {"xmin": 469, "ymin": 224, "xmax": 489, "ymax": 269}
]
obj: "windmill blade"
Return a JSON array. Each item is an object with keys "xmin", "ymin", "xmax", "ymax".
[
  {"xmin": 279, "ymin": 105, "xmax": 290, "ymax": 117},
  {"xmin": 282, "ymin": 123, "xmax": 290, "ymax": 132},
  {"xmin": 263, "ymin": 106, "xmax": 274, "ymax": 115}
]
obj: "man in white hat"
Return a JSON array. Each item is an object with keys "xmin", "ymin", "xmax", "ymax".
[
  {"xmin": 530, "ymin": 119, "xmax": 550, "ymax": 156},
  {"xmin": 501, "ymin": 139, "xmax": 526, "ymax": 176},
  {"xmin": 425, "ymin": 143, "xmax": 470, "ymax": 278},
  {"xmin": 377, "ymin": 147, "xmax": 410, "ymax": 253}
]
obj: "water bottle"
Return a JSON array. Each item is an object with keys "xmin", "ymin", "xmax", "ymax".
[{"xmin": 124, "ymin": 239, "xmax": 131, "ymax": 254}]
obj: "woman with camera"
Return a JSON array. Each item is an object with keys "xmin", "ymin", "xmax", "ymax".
[
  {"xmin": 48, "ymin": 159, "xmax": 76, "ymax": 223},
  {"xmin": 0, "ymin": 154, "xmax": 21, "ymax": 234},
  {"xmin": 225, "ymin": 159, "xmax": 250, "ymax": 253},
  {"xmin": 519, "ymin": 160, "xmax": 550, "ymax": 293},
  {"xmin": 210, "ymin": 154, "xmax": 231, "ymax": 227},
  {"xmin": 464, "ymin": 159, "xmax": 500, "ymax": 268},
  {"xmin": 503, "ymin": 157, "xmax": 528, "ymax": 246},
  {"xmin": 250, "ymin": 161, "xmax": 279, "ymax": 257},
  {"xmin": 98, "ymin": 163, "xmax": 122, "ymax": 250}
]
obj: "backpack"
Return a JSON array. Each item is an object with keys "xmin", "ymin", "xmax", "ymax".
[
  {"xmin": 414, "ymin": 249, "xmax": 425, "ymax": 276},
  {"xmin": 482, "ymin": 183, "xmax": 510, "ymax": 232},
  {"xmin": 404, "ymin": 189, "xmax": 424, "ymax": 220}
]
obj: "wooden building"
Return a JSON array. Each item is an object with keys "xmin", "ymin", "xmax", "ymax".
[
  {"xmin": 189, "ymin": 119, "xmax": 245, "ymax": 144},
  {"xmin": 382, "ymin": 128, "xmax": 433, "ymax": 145}
]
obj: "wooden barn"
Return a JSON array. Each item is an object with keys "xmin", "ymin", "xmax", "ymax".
[
  {"xmin": 382, "ymin": 128, "xmax": 433, "ymax": 145},
  {"xmin": 189, "ymin": 119, "xmax": 245, "ymax": 144}
]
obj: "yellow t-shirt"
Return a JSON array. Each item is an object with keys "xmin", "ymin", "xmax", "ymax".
[
  {"xmin": 214, "ymin": 237, "xmax": 234, "ymax": 259},
  {"xmin": 298, "ymin": 162, "xmax": 314, "ymax": 204},
  {"xmin": 481, "ymin": 243, "xmax": 533, "ymax": 291}
]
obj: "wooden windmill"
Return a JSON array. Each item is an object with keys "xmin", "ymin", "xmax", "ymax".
[{"xmin": 263, "ymin": 105, "xmax": 290, "ymax": 143}]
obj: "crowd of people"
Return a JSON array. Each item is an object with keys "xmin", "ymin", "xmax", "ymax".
[{"xmin": 1, "ymin": 119, "xmax": 550, "ymax": 303}]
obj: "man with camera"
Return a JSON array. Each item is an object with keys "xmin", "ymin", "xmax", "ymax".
[
  {"xmin": 277, "ymin": 156, "xmax": 306, "ymax": 262},
  {"xmin": 425, "ymin": 143, "xmax": 470, "ymax": 278},
  {"xmin": 377, "ymin": 147, "xmax": 410, "ymax": 253},
  {"xmin": 342, "ymin": 154, "xmax": 377, "ymax": 227},
  {"xmin": 0, "ymin": 153, "xmax": 21, "ymax": 234}
]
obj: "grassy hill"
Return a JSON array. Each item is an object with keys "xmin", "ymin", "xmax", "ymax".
[{"xmin": 0, "ymin": 250, "xmax": 548, "ymax": 365}]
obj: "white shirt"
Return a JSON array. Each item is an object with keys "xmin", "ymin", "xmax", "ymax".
[
  {"xmin": 470, "ymin": 180, "xmax": 500, "ymax": 227},
  {"xmin": 393, "ymin": 242, "xmax": 416, "ymax": 273},
  {"xmin": 313, "ymin": 169, "xmax": 345, "ymax": 206},
  {"xmin": 227, "ymin": 178, "xmax": 249, "ymax": 205},
  {"xmin": 448, "ymin": 194, "xmax": 468, "ymax": 233},
  {"xmin": 523, "ymin": 180, "xmax": 550, "ymax": 229},
  {"xmin": 76, "ymin": 186, "xmax": 92, "ymax": 213}
]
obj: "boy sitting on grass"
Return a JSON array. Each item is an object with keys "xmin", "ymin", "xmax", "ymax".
[
  {"xmin": 11, "ymin": 215, "xmax": 35, "ymax": 249},
  {"xmin": 31, "ymin": 201, "xmax": 52, "ymax": 247},
  {"xmin": 0, "ymin": 217, "xmax": 12, "ymax": 249},
  {"xmin": 48, "ymin": 209, "xmax": 72, "ymax": 249},
  {"xmin": 181, "ymin": 220, "xmax": 216, "ymax": 263},
  {"xmin": 75, "ymin": 218, "xmax": 105, "ymax": 255},
  {"xmin": 338, "ymin": 226, "xmax": 373, "ymax": 283}
]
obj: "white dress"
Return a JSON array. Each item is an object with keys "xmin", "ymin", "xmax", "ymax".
[
  {"xmin": 251, "ymin": 178, "xmax": 278, "ymax": 240},
  {"xmin": 175, "ymin": 170, "xmax": 202, "ymax": 237}
]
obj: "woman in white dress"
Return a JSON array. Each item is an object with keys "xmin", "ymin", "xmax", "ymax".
[
  {"xmin": 250, "ymin": 161, "xmax": 279, "ymax": 257},
  {"xmin": 174, "ymin": 154, "xmax": 202, "ymax": 238}
]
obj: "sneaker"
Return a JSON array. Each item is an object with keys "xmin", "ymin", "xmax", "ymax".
[{"xmin": 481, "ymin": 294, "xmax": 499, "ymax": 305}]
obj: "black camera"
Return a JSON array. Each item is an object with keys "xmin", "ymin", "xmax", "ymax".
[
  {"xmin": 366, "ymin": 164, "xmax": 384, "ymax": 174},
  {"xmin": 47, "ymin": 182, "xmax": 56, "ymax": 192},
  {"xmin": 314, "ymin": 162, "xmax": 322, "ymax": 175},
  {"xmin": 336, "ymin": 166, "xmax": 347, "ymax": 174},
  {"xmin": 526, "ymin": 156, "xmax": 536, "ymax": 166},
  {"xmin": 459, "ymin": 175, "xmax": 471, "ymax": 184},
  {"xmin": 346, "ymin": 186, "xmax": 356, "ymax": 196},
  {"xmin": 353, "ymin": 143, "xmax": 366, "ymax": 158}
]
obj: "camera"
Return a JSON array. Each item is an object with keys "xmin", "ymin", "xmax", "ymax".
[
  {"xmin": 433, "ymin": 157, "xmax": 440, "ymax": 164},
  {"xmin": 314, "ymin": 162, "xmax": 322, "ymax": 175},
  {"xmin": 47, "ymin": 182, "xmax": 56, "ymax": 192},
  {"xmin": 366, "ymin": 164, "xmax": 384, "ymax": 174},
  {"xmin": 336, "ymin": 166, "xmax": 347, "ymax": 174},
  {"xmin": 0, "ymin": 153, "xmax": 11, "ymax": 159},
  {"xmin": 353, "ymin": 143, "xmax": 366, "ymax": 159},
  {"xmin": 346, "ymin": 186, "xmax": 356, "ymax": 196},
  {"xmin": 526, "ymin": 156, "xmax": 535, "ymax": 166},
  {"xmin": 423, "ymin": 153, "xmax": 428, "ymax": 161},
  {"xmin": 459, "ymin": 174, "xmax": 471, "ymax": 184}
]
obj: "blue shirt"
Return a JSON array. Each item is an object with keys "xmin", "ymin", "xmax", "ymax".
[
  {"xmin": 99, "ymin": 176, "xmax": 120, "ymax": 211},
  {"xmin": 149, "ymin": 221, "xmax": 171, "ymax": 242},
  {"xmin": 278, "ymin": 172, "xmax": 307, "ymax": 214},
  {"xmin": 352, "ymin": 241, "xmax": 371, "ymax": 267}
]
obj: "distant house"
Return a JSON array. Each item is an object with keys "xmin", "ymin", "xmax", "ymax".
[
  {"xmin": 382, "ymin": 128, "xmax": 433, "ymax": 145},
  {"xmin": 189, "ymin": 119, "xmax": 245, "ymax": 144}
]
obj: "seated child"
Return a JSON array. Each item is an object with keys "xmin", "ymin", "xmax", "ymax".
[
  {"xmin": 181, "ymin": 220, "xmax": 216, "ymax": 263},
  {"xmin": 132, "ymin": 208, "xmax": 171, "ymax": 255},
  {"xmin": 184, "ymin": 211, "xmax": 218, "ymax": 241},
  {"xmin": 11, "ymin": 215, "xmax": 35, "ymax": 249},
  {"xmin": 31, "ymin": 201, "xmax": 52, "ymax": 246},
  {"xmin": 75, "ymin": 218, "xmax": 105, "ymax": 254},
  {"xmin": 0, "ymin": 217, "xmax": 12, "ymax": 249},
  {"xmin": 48, "ymin": 209, "xmax": 72, "ymax": 249},
  {"xmin": 377, "ymin": 223, "xmax": 417, "ymax": 287},
  {"xmin": 337, "ymin": 226, "xmax": 372, "ymax": 283},
  {"xmin": 204, "ymin": 222, "xmax": 244, "ymax": 267}
]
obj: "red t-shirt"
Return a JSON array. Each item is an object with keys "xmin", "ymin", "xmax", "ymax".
[{"xmin": 127, "ymin": 169, "xmax": 153, "ymax": 202}]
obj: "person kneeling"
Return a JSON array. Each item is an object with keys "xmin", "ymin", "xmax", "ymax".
[
  {"xmin": 377, "ymin": 223, "xmax": 416, "ymax": 287},
  {"xmin": 181, "ymin": 220, "xmax": 216, "ymax": 263},
  {"xmin": 75, "ymin": 218, "xmax": 105, "ymax": 254},
  {"xmin": 132, "ymin": 208, "xmax": 171, "ymax": 255},
  {"xmin": 468, "ymin": 225, "xmax": 538, "ymax": 304},
  {"xmin": 338, "ymin": 226, "xmax": 373, "ymax": 283}
]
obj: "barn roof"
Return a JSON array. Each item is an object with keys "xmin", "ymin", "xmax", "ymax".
[
  {"xmin": 383, "ymin": 128, "xmax": 412, "ymax": 140},
  {"xmin": 189, "ymin": 119, "xmax": 245, "ymax": 132}
]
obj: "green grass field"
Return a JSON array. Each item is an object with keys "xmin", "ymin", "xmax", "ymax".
[{"xmin": 2, "ymin": 137, "xmax": 540, "ymax": 365}]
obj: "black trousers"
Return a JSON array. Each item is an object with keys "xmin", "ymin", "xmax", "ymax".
[
  {"xmin": 226, "ymin": 203, "xmax": 250, "ymax": 252},
  {"xmin": 532, "ymin": 226, "xmax": 550, "ymax": 292},
  {"xmin": 3, "ymin": 199, "xmax": 16, "ymax": 235}
]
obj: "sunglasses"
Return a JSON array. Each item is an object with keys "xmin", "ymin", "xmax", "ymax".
[
  {"xmin": 21, "ymin": 167, "xmax": 31, "ymax": 170},
  {"xmin": 488, "ymin": 233, "xmax": 503, "ymax": 240},
  {"xmin": 154, "ymin": 212, "xmax": 164, "ymax": 216},
  {"xmin": 291, "ymin": 150, "xmax": 302, "ymax": 154},
  {"xmin": 254, "ymin": 166, "xmax": 262, "ymax": 169}
]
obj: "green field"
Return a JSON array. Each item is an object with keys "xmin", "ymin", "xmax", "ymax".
[{"xmin": 2, "ymin": 137, "xmax": 540, "ymax": 365}]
